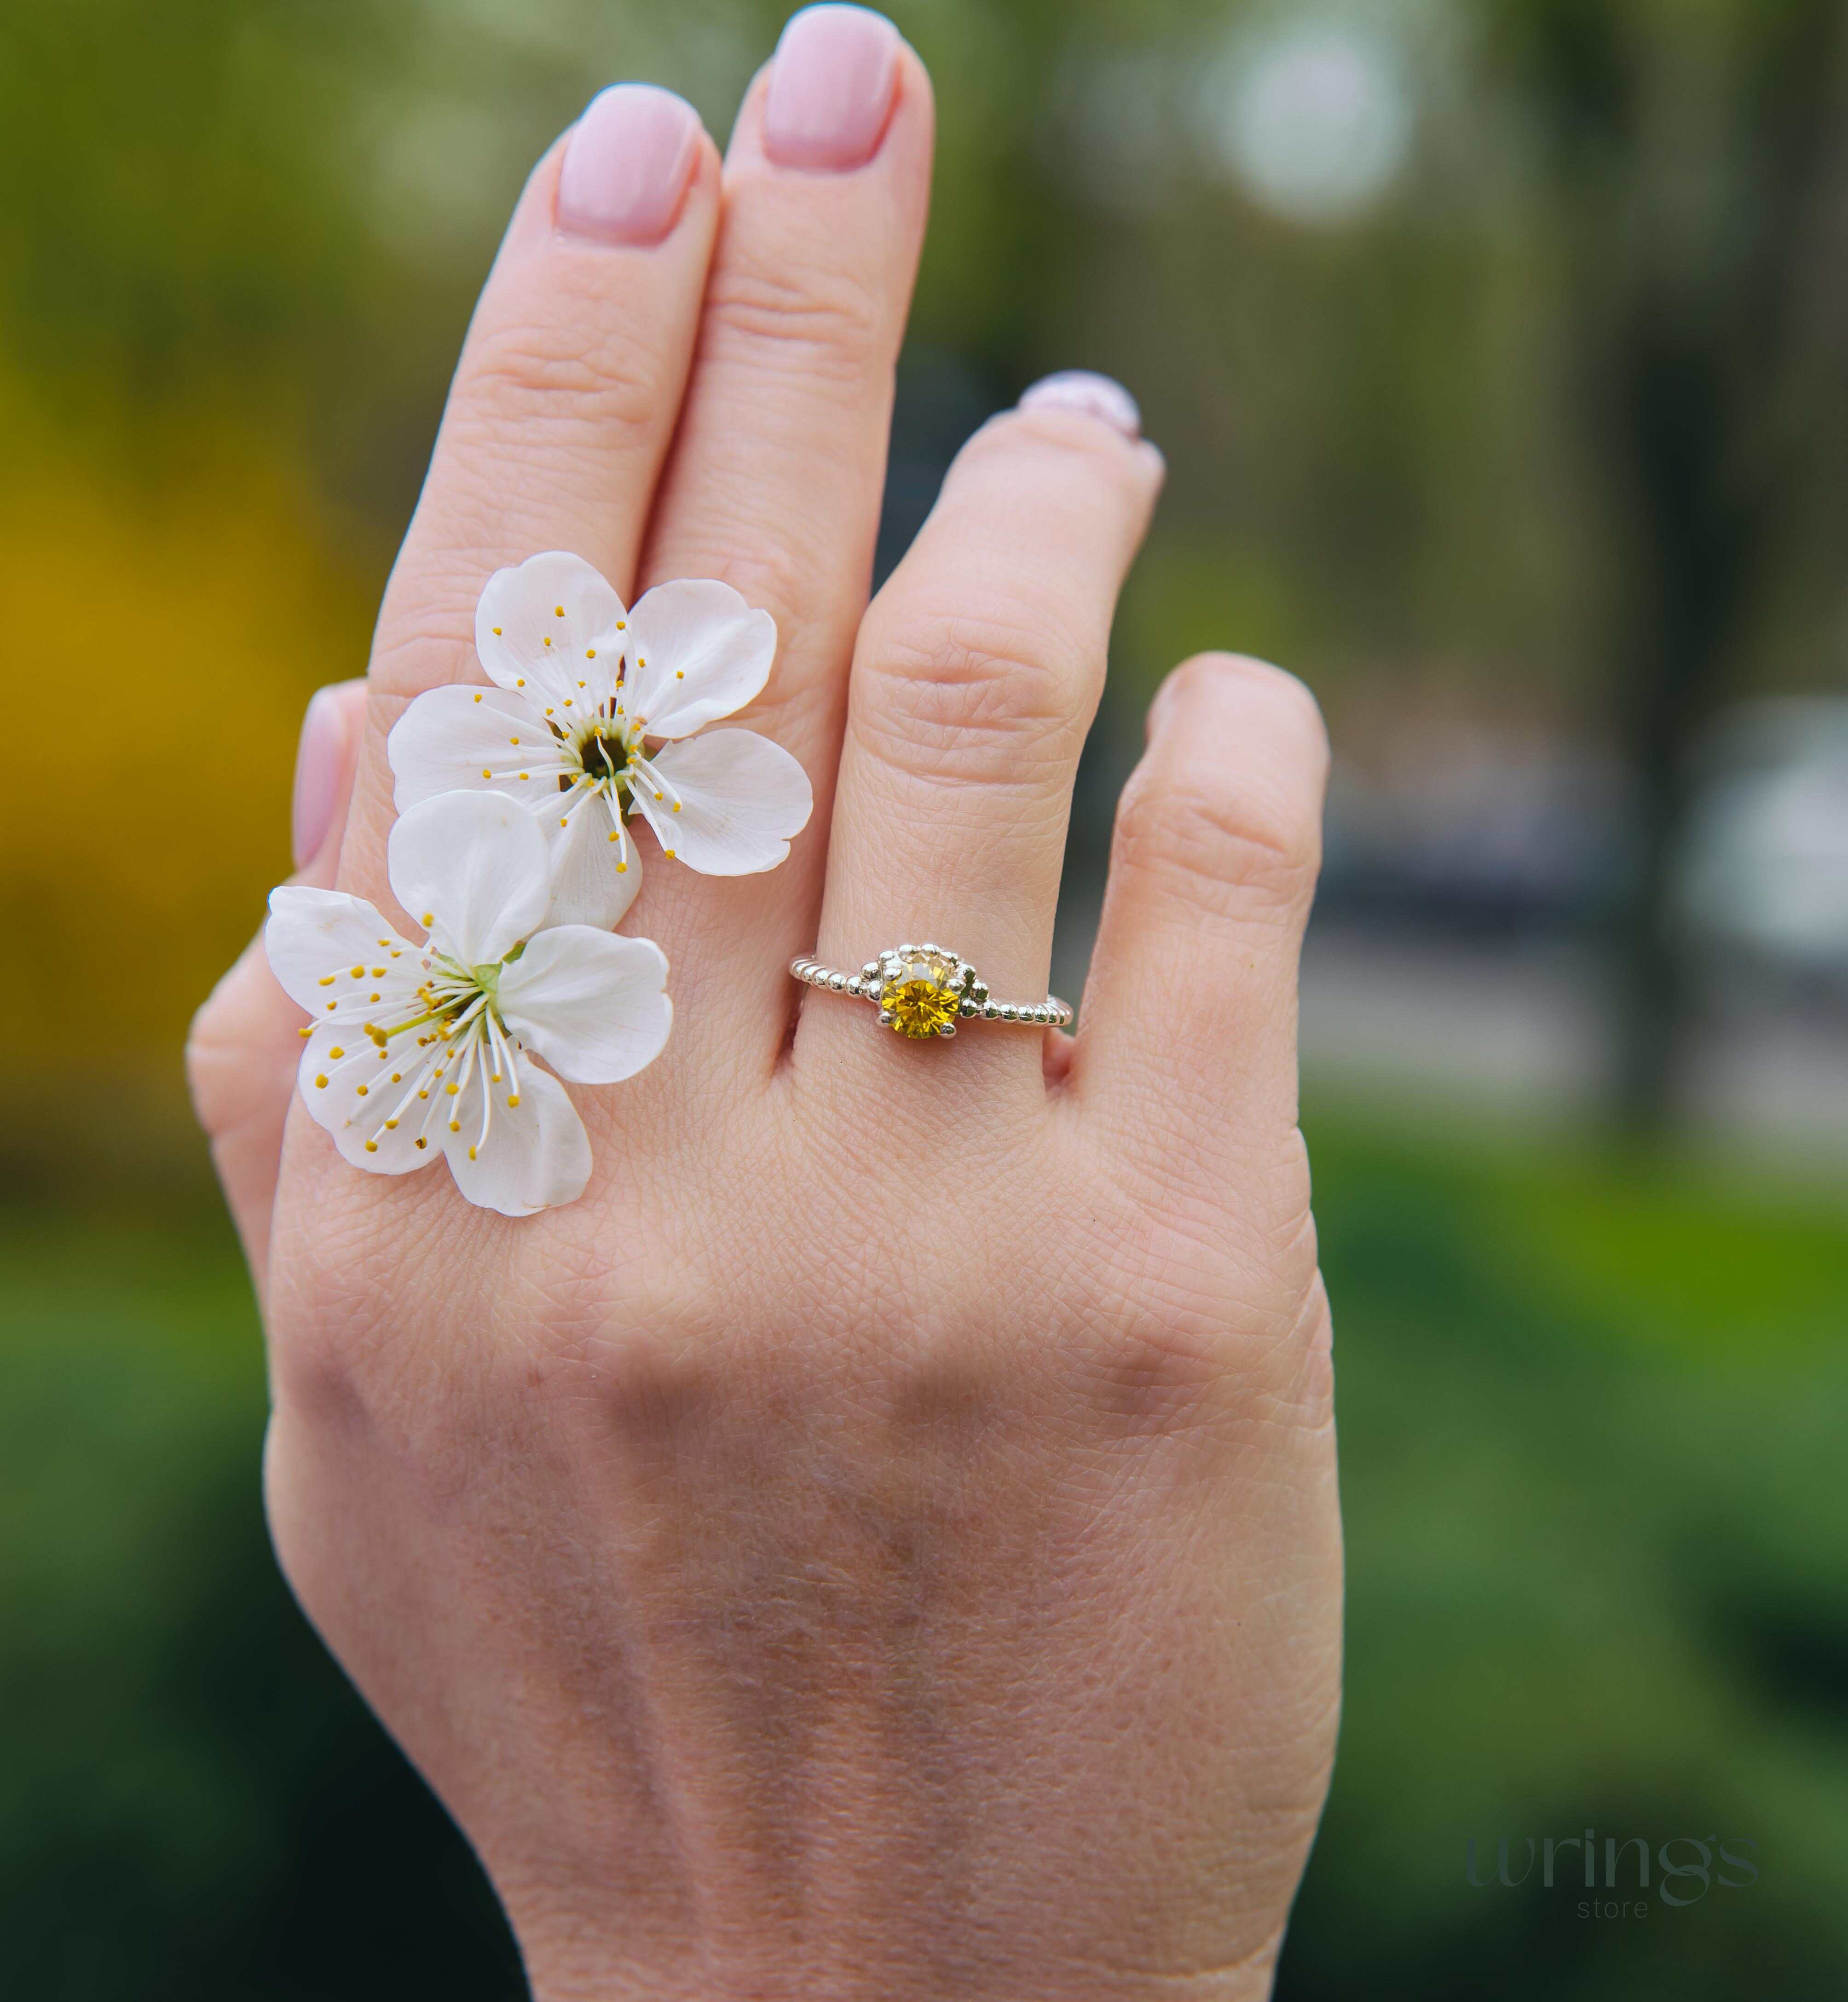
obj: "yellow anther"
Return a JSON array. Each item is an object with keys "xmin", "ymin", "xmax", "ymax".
[
  {"xmin": 675, "ymin": 670, "xmax": 684, "ymax": 679},
  {"xmin": 616, "ymin": 862, "xmax": 628, "ymax": 873},
  {"xmin": 616, "ymin": 619, "xmax": 626, "ymax": 629},
  {"xmin": 329, "ymin": 1046, "xmax": 345, "ymax": 1058},
  {"xmin": 510, "ymin": 736, "xmax": 520, "ymax": 745},
  {"xmin": 449, "ymin": 1120, "xmax": 461, "ymax": 1132},
  {"xmin": 508, "ymin": 1093, "xmax": 520, "ymax": 1107},
  {"xmin": 473, "ymin": 692, "xmax": 483, "ymax": 703},
  {"xmin": 586, "ymin": 648, "xmax": 596, "ymax": 658},
  {"xmin": 516, "ymin": 677, "xmax": 526, "ymax": 687},
  {"xmin": 482, "ymin": 768, "xmax": 492, "ymax": 778},
  {"xmin": 417, "ymin": 1089, "xmax": 429, "ymax": 1100},
  {"xmin": 364, "ymin": 1140, "xmax": 378, "ymax": 1153},
  {"xmin": 492, "ymin": 625, "xmax": 502, "ymax": 635},
  {"xmin": 318, "ymin": 975, "xmax": 335, "ymax": 987},
  {"xmin": 543, "ymin": 636, "xmax": 552, "ymax": 647},
  {"xmin": 299, "ymin": 1027, "xmax": 312, "ymax": 1039},
  {"xmin": 415, "ymin": 1136, "xmax": 427, "ymax": 1149},
  {"xmin": 350, "ymin": 965, "xmax": 364, "ymax": 978},
  {"xmin": 356, "ymin": 1084, "xmax": 368, "ymax": 1097},
  {"xmin": 384, "ymin": 1118, "xmax": 398, "ymax": 1129},
  {"xmin": 314, "ymin": 1074, "xmax": 329, "ymax": 1088},
  {"xmin": 446, "ymin": 1082, "xmax": 460, "ymax": 1096},
  {"xmin": 554, "ymin": 605, "xmax": 564, "ymax": 616},
  {"xmin": 607, "ymin": 831, "xmax": 619, "ymax": 843},
  {"xmin": 390, "ymin": 1072, "xmax": 402, "ymax": 1084},
  {"xmin": 519, "ymin": 772, "xmax": 528, "ymax": 781},
  {"xmin": 671, "ymin": 802, "xmax": 681, "ymax": 813},
  {"xmin": 664, "ymin": 848, "xmax": 676, "ymax": 859},
  {"xmin": 422, "ymin": 912, "xmax": 433, "ymax": 925}
]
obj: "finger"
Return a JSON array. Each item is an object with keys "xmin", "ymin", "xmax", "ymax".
[
  {"xmin": 627, "ymin": 7, "xmax": 934, "ymax": 1062},
  {"xmin": 1075, "ymin": 654, "xmax": 1329, "ymax": 1179},
  {"xmin": 188, "ymin": 681, "xmax": 369, "ymax": 1292},
  {"xmin": 342, "ymin": 83, "xmax": 725, "ymax": 903},
  {"xmin": 797, "ymin": 380, "xmax": 1162, "ymax": 1089}
]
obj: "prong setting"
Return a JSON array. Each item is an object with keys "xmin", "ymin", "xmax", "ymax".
[{"xmin": 790, "ymin": 946, "xmax": 1072, "ymax": 1040}]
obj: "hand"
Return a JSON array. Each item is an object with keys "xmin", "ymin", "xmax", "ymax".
[{"xmin": 189, "ymin": 11, "xmax": 1340, "ymax": 1998}]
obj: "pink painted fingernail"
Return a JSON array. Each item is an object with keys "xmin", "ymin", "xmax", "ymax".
[
  {"xmin": 558, "ymin": 84, "xmax": 702, "ymax": 245},
  {"xmin": 1018, "ymin": 371, "xmax": 1143, "ymax": 440},
  {"xmin": 763, "ymin": 6, "xmax": 901, "ymax": 172},
  {"xmin": 291, "ymin": 686, "xmax": 346, "ymax": 870}
]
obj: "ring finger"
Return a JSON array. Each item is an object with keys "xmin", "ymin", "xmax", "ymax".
[{"xmin": 799, "ymin": 375, "xmax": 1163, "ymax": 1092}]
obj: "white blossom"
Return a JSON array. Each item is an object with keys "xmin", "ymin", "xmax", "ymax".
[
  {"xmin": 265, "ymin": 791, "xmax": 670, "ymax": 1216},
  {"xmin": 388, "ymin": 551, "xmax": 813, "ymax": 928}
]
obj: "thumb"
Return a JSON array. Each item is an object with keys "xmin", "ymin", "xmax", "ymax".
[{"xmin": 188, "ymin": 679, "xmax": 369, "ymax": 1295}]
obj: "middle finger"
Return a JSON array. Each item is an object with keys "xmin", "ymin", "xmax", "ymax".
[{"xmin": 633, "ymin": 6, "xmax": 935, "ymax": 1074}]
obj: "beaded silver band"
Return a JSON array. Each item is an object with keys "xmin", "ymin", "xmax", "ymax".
[{"xmin": 791, "ymin": 943, "xmax": 1073, "ymax": 1040}]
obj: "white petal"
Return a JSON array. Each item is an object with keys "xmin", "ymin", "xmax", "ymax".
[
  {"xmin": 266, "ymin": 887, "xmax": 415, "ymax": 1014},
  {"xmin": 444, "ymin": 1063, "xmax": 591, "ymax": 1215},
  {"xmin": 543, "ymin": 787, "xmax": 642, "ymax": 930},
  {"xmin": 622, "ymin": 579, "xmax": 776, "ymax": 738},
  {"xmin": 388, "ymin": 683, "xmax": 564, "ymax": 816},
  {"xmin": 630, "ymin": 729, "xmax": 813, "ymax": 876},
  {"xmin": 497, "ymin": 927, "xmax": 672, "ymax": 1084},
  {"xmin": 296, "ymin": 1029, "xmax": 447, "ymax": 1175},
  {"xmin": 387, "ymin": 791, "xmax": 550, "ymax": 966},
  {"xmin": 476, "ymin": 552, "xmax": 626, "ymax": 710}
]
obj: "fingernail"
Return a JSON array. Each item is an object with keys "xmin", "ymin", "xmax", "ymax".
[
  {"xmin": 763, "ymin": 6, "xmax": 901, "ymax": 172},
  {"xmin": 291, "ymin": 687, "xmax": 346, "ymax": 870},
  {"xmin": 1018, "ymin": 371, "xmax": 1143, "ymax": 440},
  {"xmin": 558, "ymin": 84, "xmax": 702, "ymax": 246}
]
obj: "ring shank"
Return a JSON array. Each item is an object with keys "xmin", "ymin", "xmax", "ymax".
[{"xmin": 790, "ymin": 955, "xmax": 1073, "ymax": 1028}]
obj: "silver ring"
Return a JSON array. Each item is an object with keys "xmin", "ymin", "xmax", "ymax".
[{"xmin": 791, "ymin": 943, "xmax": 1074, "ymax": 1040}]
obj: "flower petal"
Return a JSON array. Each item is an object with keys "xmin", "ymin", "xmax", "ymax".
[
  {"xmin": 296, "ymin": 1029, "xmax": 447, "ymax": 1175},
  {"xmin": 622, "ymin": 579, "xmax": 776, "ymax": 738},
  {"xmin": 477, "ymin": 552, "xmax": 626, "ymax": 710},
  {"xmin": 496, "ymin": 927, "xmax": 672, "ymax": 1084},
  {"xmin": 388, "ymin": 683, "xmax": 565, "ymax": 816},
  {"xmin": 387, "ymin": 791, "xmax": 551, "ymax": 966},
  {"xmin": 629, "ymin": 729, "xmax": 813, "ymax": 875},
  {"xmin": 266, "ymin": 887, "xmax": 415, "ymax": 1015},
  {"xmin": 444, "ymin": 1063, "xmax": 591, "ymax": 1216},
  {"xmin": 543, "ymin": 787, "xmax": 642, "ymax": 930}
]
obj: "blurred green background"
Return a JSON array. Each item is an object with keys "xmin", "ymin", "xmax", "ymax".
[{"xmin": 3, "ymin": 0, "xmax": 1846, "ymax": 1996}]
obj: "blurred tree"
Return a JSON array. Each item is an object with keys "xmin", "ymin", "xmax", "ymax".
[{"xmin": 1486, "ymin": 0, "xmax": 1848, "ymax": 1128}]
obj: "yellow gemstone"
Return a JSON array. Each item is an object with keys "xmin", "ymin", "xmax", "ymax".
[{"xmin": 881, "ymin": 973, "xmax": 959, "ymax": 1038}]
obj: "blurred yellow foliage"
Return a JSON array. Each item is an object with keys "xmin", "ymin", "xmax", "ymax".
[{"xmin": 0, "ymin": 383, "xmax": 377, "ymax": 1089}]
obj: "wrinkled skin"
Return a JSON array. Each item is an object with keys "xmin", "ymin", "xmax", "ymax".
[{"xmin": 188, "ymin": 17, "xmax": 1341, "ymax": 2000}]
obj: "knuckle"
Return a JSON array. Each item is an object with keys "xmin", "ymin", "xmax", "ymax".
[
  {"xmin": 700, "ymin": 251, "xmax": 886, "ymax": 382},
  {"xmin": 1115, "ymin": 765, "xmax": 1322, "ymax": 915},
  {"xmin": 453, "ymin": 310, "xmax": 667, "ymax": 440},
  {"xmin": 855, "ymin": 606, "xmax": 1093, "ymax": 784}
]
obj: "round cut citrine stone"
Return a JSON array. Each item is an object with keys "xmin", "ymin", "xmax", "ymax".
[{"xmin": 880, "ymin": 970, "xmax": 959, "ymax": 1038}]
